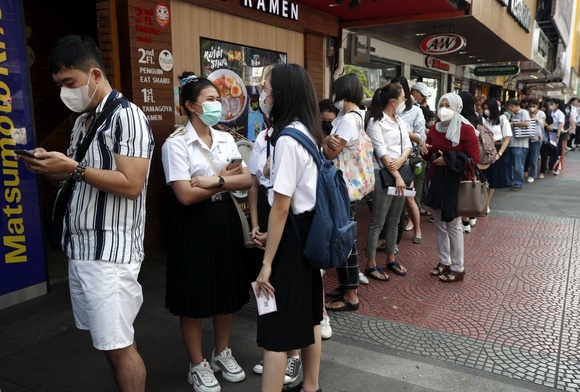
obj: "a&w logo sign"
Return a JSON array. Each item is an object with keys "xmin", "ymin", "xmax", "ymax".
[{"xmin": 420, "ymin": 34, "xmax": 466, "ymax": 55}]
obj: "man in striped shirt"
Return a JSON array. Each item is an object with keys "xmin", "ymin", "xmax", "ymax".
[{"xmin": 20, "ymin": 35, "xmax": 153, "ymax": 391}]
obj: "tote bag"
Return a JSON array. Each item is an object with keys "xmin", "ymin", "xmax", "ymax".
[
  {"xmin": 333, "ymin": 111, "xmax": 375, "ymax": 201},
  {"xmin": 457, "ymin": 159, "xmax": 489, "ymax": 217}
]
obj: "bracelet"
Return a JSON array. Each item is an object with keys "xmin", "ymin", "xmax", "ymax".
[{"xmin": 497, "ymin": 152, "xmax": 502, "ymax": 157}]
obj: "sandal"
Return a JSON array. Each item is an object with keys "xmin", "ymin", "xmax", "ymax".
[
  {"xmin": 431, "ymin": 263, "xmax": 451, "ymax": 276},
  {"xmin": 326, "ymin": 297, "xmax": 360, "ymax": 312},
  {"xmin": 385, "ymin": 261, "xmax": 407, "ymax": 276},
  {"xmin": 412, "ymin": 237, "xmax": 422, "ymax": 244},
  {"xmin": 365, "ymin": 266, "xmax": 390, "ymax": 282},
  {"xmin": 283, "ymin": 382, "xmax": 322, "ymax": 392},
  {"xmin": 428, "ymin": 216, "xmax": 435, "ymax": 223},
  {"xmin": 420, "ymin": 209, "xmax": 432, "ymax": 216},
  {"xmin": 439, "ymin": 270, "xmax": 466, "ymax": 283}
]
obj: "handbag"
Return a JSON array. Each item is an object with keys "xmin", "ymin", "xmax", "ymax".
[
  {"xmin": 197, "ymin": 142, "xmax": 253, "ymax": 248},
  {"xmin": 45, "ymin": 96, "xmax": 127, "ymax": 250},
  {"xmin": 332, "ymin": 110, "xmax": 375, "ymax": 201},
  {"xmin": 378, "ymin": 124, "xmax": 413, "ymax": 188},
  {"xmin": 457, "ymin": 159, "xmax": 489, "ymax": 217}
]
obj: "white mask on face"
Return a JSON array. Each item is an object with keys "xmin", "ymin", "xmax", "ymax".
[
  {"xmin": 334, "ymin": 99, "xmax": 344, "ymax": 111},
  {"xmin": 394, "ymin": 100, "xmax": 405, "ymax": 115},
  {"xmin": 529, "ymin": 107, "xmax": 537, "ymax": 113},
  {"xmin": 259, "ymin": 90, "xmax": 272, "ymax": 117},
  {"xmin": 438, "ymin": 107, "xmax": 455, "ymax": 122},
  {"xmin": 483, "ymin": 109, "xmax": 490, "ymax": 117},
  {"xmin": 60, "ymin": 69, "xmax": 98, "ymax": 113}
]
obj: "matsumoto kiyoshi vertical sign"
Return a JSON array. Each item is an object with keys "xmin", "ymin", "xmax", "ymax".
[
  {"xmin": 200, "ymin": 38, "xmax": 286, "ymax": 141},
  {"xmin": 0, "ymin": 0, "xmax": 47, "ymax": 309}
]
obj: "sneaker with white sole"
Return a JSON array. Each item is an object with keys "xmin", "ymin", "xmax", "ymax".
[
  {"xmin": 358, "ymin": 271, "xmax": 369, "ymax": 285},
  {"xmin": 188, "ymin": 361, "xmax": 221, "ymax": 392},
  {"xmin": 554, "ymin": 170, "xmax": 560, "ymax": 176},
  {"xmin": 284, "ymin": 357, "xmax": 302, "ymax": 385},
  {"xmin": 320, "ymin": 315, "xmax": 332, "ymax": 339},
  {"xmin": 210, "ymin": 348, "xmax": 246, "ymax": 382},
  {"xmin": 527, "ymin": 177, "xmax": 534, "ymax": 183},
  {"xmin": 462, "ymin": 224, "xmax": 471, "ymax": 233},
  {"xmin": 252, "ymin": 360, "xmax": 263, "ymax": 375},
  {"xmin": 468, "ymin": 218, "xmax": 477, "ymax": 227}
]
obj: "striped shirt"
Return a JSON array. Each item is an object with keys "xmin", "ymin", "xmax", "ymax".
[{"xmin": 64, "ymin": 90, "xmax": 154, "ymax": 263}]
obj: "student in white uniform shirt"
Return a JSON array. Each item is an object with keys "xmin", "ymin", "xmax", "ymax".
[
  {"xmin": 161, "ymin": 72, "xmax": 252, "ymax": 392},
  {"xmin": 255, "ymin": 64, "xmax": 325, "ymax": 392}
]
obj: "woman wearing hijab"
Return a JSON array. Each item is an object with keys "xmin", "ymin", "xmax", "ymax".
[{"xmin": 421, "ymin": 93, "xmax": 480, "ymax": 283}]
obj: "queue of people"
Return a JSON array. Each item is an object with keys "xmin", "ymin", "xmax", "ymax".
[{"xmin": 21, "ymin": 34, "xmax": 577, "ymax": 392}]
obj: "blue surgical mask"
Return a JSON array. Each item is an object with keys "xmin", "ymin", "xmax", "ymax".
[
  {"xmin": 565, "ymin": 108, "xmax": 570, "ymax": 115},
  {"xmin": 194, "ymin": 101, "xmax": 222, "ymax": 126}
]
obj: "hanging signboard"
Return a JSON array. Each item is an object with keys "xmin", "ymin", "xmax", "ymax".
[
  {"xmin": 473, "ymin": 65, "xmax": 520, "ymax": 77},
  {"xmin": 0, "ymin": 0, "xmax": 47, "ymax": 310},
  {"xmin": 419, "ymin": 34, "xmax": 466, "ymax": 55}
]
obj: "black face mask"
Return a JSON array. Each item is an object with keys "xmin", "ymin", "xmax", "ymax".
[{"xmin": 321, "ymin": 121, "xmax": 333, "ymax": 134}]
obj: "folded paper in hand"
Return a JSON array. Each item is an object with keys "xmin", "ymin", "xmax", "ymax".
[
  {"xmin": 387, "ymin": 187, "xmax": 416, "ymax": 197},
  {"xmin": 251, "ymin": 281, "xmax": 277, "ymax": 315}
]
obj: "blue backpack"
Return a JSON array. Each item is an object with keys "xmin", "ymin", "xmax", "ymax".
[{"xmin": 277, "ymin": 128, "xmax": 357, "ymax": 269}]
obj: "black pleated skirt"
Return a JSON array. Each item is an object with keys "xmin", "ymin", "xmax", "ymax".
[
  {"xmin": 482, "ymin": 145, "xmax": 508, "ymax": 189},
  {"xmin": 166, "ymin": 198, "xmax": 249, "ymax": 318},
  {"xmin": 247, "ymin": 190, "xmax": 272, "ymax": 281},
  {"xmin": 257, "ymin": 212, "xmax": 323, "ymax": 352}
]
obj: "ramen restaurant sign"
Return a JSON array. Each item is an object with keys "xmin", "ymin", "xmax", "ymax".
[{"xmin": 242, "ymin": 0, "xmax": 299, "ymax": 21}]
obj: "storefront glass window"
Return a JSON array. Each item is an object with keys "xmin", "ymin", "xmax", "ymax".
[{"xmin": 343, "ymin": 59, "xmax": 400, "ymax": 98}]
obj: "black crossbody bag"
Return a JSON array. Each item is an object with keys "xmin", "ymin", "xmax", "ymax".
[{"xmin": 45, "ymin": 97, "xmax": 127, "ymax": 250}]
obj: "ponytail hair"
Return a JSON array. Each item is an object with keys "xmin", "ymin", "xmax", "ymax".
[{"xmin": 369, "ymin": 83, "xmax": 402, "ymax": 121}]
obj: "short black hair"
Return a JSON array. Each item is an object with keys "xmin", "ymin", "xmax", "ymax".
[
  {"xmin": 332, "ymin": 73, "xmax": 364, "ymax": 105},
  {"xmin": 48, "ymin": 35, "xmax": 106, "ymax": 76},
  {"xmin": 178, "ymin": 71, "xmax": 219, "ymax": 119},
  {"xmin": 507, "ymin": 98, "xmax": 520, "ymax": 107},
  {"xmin": 319, "ymin": 99, "xmax": 339, "ymax": 115}
]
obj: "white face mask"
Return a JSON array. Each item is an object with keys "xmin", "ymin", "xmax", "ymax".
[
  {"xmin": 438, "ymin": 107, "xmax": 455, "ymax": 122},
  {"xmin": 258, "ymin": 90, "xmax": 272, "ymax": 117},
  {"xmin": 60, "ymin": 69, "xmax": 98, "ymax": 113},
  {"xmin": 394, "ymin": 100, "xmax": 405, "ymax": 115},
  {"xmin": 334, "ymin": 99, "xmax": 344, "ymax": 111},
  {"xmin": 529, "ymin": 107, "xmax": 537, "ymax": 113},
  {"xmin": 483, "ymin": 109, "xmax": 490, "ymax": 117}
]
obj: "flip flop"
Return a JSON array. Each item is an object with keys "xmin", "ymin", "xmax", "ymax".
[
  {"xmin": 325, "ymin": 287, "xmax": 344, "ymax": 299},
  {"xmin": 326, "ymin": 297, "xmax": 360, "ymax": 312},
  {"xmin": 365, "ymin": 266, "xmax": 390, "ymax": 282},
  {"xmin": 412, "ymin": 237, "xmax": 423, "ymax": 244},
  {"xmin": 420, "ymin": 210, "xmax": 432, "ymax": 216},
  {"xmin": 385, "ymin": 261, "xmax": 407, "ymax": 276}
]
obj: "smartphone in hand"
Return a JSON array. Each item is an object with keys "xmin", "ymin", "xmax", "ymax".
[
  {"xmin": 227, "ymin": 158, "xmax": 243, "ymax": 169},
  {"xmin": 14, "ymin": 149, "xmax": 36, "ymax": 158}
]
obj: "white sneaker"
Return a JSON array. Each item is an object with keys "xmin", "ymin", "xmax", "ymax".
[
  {"xmin": 468, "ymin": 218, "xmax": 477, "ymax": 227},
  {"xmin": 487, "ymin": 207, "xmax": 491, "ymax": 214},
  {"xmin": 554, "ymin": 170, "xmax": 560, "ymax": 176},
  {"xmin": 527, "ymin": 177, "xmax": 534, "ymax": 183},
  {"xmin": 358, "ymin": 271, "xmax": 369, "ymax": 285},
  {"xmin": 462, "ymin": 224, "xmax": 471, "ymax": 233},
  {"xmin": 284, "ymin": 356, "xmax": 302, "ymax": 385},
  {"xmin": 252, "ymin": 360, "xmax": 263, "ymax": 375},
  {"xmin": 320, "ymin": 315, "xmax": 332, "ymax": 339},
  {"xmin": 188, "ymin": 361, "xmax": 221, "ymax": 392},
  {"xmin": 210, "ymin": 348, "xmax": 246, "ymax": 382}
]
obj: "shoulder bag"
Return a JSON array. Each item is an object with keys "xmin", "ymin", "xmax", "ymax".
[
  {"xmin": 196, "ymin": 142, "xmax": 252, "ymax": 248},
  {"xmin": 457, "ymin": 158, "xmax": 489, "ymax": 217},
  {"xmin": 378, "ymin": 124, "xmax": 413, "ymax": 188},
  {"xmin": 332, "ymin": 110, "xmax": 375, "ymax": 201},
  {"xmin": 46, "ymin": 97, "xmax": 127, "ymax": 250}
]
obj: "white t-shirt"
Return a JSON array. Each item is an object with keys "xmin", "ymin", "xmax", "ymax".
[
  {"xmin": 331, "ymin": 110, "xmax": 360, "ymax": 144},
  {"xmin": 270, "ymin": 121, "xmax": 317, "ymax": 214},
  {"xmin": 161, "ymin": 121, "xmax": 245, "ymax": 184},
  {"xmin": 484, "ymin": 115, "xmax": 513, "ymax": 141},
  {"xmin": 552, "ymin": 109, "xmax": 565, "ymax": 129},
  {"xmin": 247, "ymin": 127, "xmax": 273, "ymax": 188}
]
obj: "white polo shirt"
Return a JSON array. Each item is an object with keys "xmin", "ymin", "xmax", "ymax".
[
  {"xmin": 161, "ymin": 121, "xmax": 245, "ymax": 184},
  {"xmin": 270, "ymin": 121, "xmax": 317, "ymax": 214}
]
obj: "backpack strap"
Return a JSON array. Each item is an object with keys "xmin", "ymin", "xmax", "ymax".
[{"xmin": 275, "ymin": 127, "xmax": 322, "ymax": 250}]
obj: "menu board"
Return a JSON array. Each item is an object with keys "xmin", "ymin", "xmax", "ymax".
[
  {"xmin": 200, "ymin": 38, "xmax": 286, "ymax": 141},
  {"xmin": 128, "ymin": 0, "xmax": 174, "ymax": 130}
]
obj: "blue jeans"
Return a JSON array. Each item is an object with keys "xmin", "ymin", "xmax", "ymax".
[
  {"xmin": 505, "ymin": 147, "xmax": 528, "ymax": 188},
  {"xmin": 527, "ymin": 141, "xmax": 541, "ymax": 178}
]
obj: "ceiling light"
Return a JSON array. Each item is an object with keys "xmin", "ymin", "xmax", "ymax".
[
  {"xmin": 468, "ymin": 55, "xmax": 477, "ymax": 58},
  {"xmin": 459, "ymin": 51, "xmax": 467, "ymax": 55},
  {"xmin": 329, "ymin": 3, "xmax": 339, "ymax": 6},
  {"xmin": 415, "ymin": 32, "xmax": 427, "ymax": 37},
  {"xmin": 348, "ymin": 0, "xmax": 361, "ymax": 9},
  {"xmin": 530, "ymin": 75, "xmax": 538, "ymax": 79},
  {"xmin": 477, "ymin": 59, "xmax": 485, "ymax": 62}
]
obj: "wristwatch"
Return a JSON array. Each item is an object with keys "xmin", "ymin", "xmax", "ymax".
[
  {"xmin": 218, "ymin": 176, "xmax": 225, "ymax": 188},
  {"xmin": 72, "ymin": 162, "xmax": 87, "ymax": 181}
]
